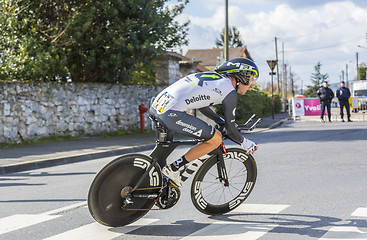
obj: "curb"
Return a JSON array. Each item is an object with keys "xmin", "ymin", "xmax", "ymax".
[
  {"xmin": 268, "ymin": 117, "xmax": 293, "ymax": 129},
  {"xmin": 248, "ymin": 117, "xmax": 292, "ymax": 133},
  {"xmin": 0, "ymin": 143, "xmax": 155, "ymax": 175}
]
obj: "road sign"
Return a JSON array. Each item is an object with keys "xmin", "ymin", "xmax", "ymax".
[
  {"xmin": 267, "ymin": 60, "xmax": 278, "ymax": 71},
  {"xmin": 266, "ymin": 60, "xmax": 278, "ymax": 120}
]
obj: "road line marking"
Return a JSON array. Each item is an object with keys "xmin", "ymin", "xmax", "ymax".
[
  {"xmin": 0, "ymin": 214, "xmax": 60, "ymax": 235},
  {"xmin": 42, "ymin": 218, "xmax": 159, "ymax": 240},
  {"xmin": 43, "ymin": 201, "xmax": 87, "ymax": 215},
  {"xmin": 232, "ymin": 203, "xmax": 290, "ymax": 214},
  {"xmin": 352, "ymin": 208, "xmax": 367, "ymax": 217},
  {"xmin": 319, "ymin": 207, "xmax": 367, "ymax": 239},
  {"xmin": 181, "ymin": 221, "xmax": 278, "ymax": 240},
  {"xmin": 182, "ymin": 204, "xmax": 290, "ymax": 240},
  {"xmin": 319, "ymin": 226, "xmax": 367, "ymax": 239},
  {"xmin": 0, "ymin": 201, "xmax": 87, "ymax": 235}
]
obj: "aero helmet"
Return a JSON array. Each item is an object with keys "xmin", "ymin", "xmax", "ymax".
[{"xmin": 214, "ymin": 58, "xmax": 259, "ymax": 85}]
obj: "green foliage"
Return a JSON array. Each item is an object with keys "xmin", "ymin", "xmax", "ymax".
[
  {"xmin": 214, "ymin": 86, "xmax": 282, "ymax": 123},
  {"xmin": 358, "ymin": 67, "xmax": 367, "ymax": 80},
  {"xmin": 215, "ymin": 26, "xmax": 244, "ymax": 48},
  {"xmin": 0, "ymin": 0, "xmax": 189, "ymax": 83},
  {"xmin": 304, "ymin": 61, "xmax": 328, "ymax": 97}
]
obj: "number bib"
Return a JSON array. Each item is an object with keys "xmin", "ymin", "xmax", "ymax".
[{"xmin": 152, "ymin": 91, "xmax": 175, "ymax": 114}]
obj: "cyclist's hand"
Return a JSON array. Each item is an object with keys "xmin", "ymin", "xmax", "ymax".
[
  {"xmin": 241, "ymin": 138, "xmax": 258, "ymax": 155},
  {"xmin": 215, "ymin": 122, "xmax": 227, "ymax": 135}
]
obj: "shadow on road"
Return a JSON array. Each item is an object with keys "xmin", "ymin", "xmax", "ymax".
[{"xmin": 117, "ymin": 212, "xmax": 367, "ymax": 239}]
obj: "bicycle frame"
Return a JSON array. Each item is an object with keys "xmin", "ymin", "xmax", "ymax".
[{"xmin": 132, "ymin": 136, "xmax": 228, "ymax": 192}]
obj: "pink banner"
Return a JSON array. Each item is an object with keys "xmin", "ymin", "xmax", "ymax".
[{"xmin": 304, "ymin": 99, "xmax": 326, "ymax": 116}]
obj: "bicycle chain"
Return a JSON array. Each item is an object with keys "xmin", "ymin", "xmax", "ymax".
[
  {"xmin": 122, "ymin": 186, "xmax": 163, "ymax": 211},
  {"xmin": 122, "ymin": 184, "xmax": 181, "ymax": 211}
]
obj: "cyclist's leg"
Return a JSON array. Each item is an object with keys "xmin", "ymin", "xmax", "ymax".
[
  {"xmin": 184, "ymin": 130, "xmax": 222, "ymax": 161},
  {"xmin": 156, "ymin": 109, "xmax": 222, "ymax": 160}
]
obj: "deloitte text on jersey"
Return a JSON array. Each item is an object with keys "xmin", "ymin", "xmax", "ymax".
[{"xmin": 185, "ymin": 95, "xmax": 211, "ymax": 105}]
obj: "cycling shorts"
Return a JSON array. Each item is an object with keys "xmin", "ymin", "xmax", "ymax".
[{"xmin": 149, "ymin": 108, "xmax": 215, "ymax": 141}]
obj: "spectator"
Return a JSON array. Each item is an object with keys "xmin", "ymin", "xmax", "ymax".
[
  {"xmin": 336, "ymin": 81, "xmax": 352, "ymax": 122},
  {"xmin": 317, "ymin": 81, "xmax": 334, "ymax": 122}
]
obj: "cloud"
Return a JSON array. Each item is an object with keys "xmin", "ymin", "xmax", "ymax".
[
  {"xmin": 181, "ymin": 1, "xmax": 367, "ymax": 87},
  {"xmin": 244, "ymin": 1, "xmax": 367, "ymax": 83},
  {"xmin": 282, "ymin": 0, "xmax": 367, "ymax": 8}
]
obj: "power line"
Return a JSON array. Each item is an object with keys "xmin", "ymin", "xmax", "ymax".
[{"xmin": 284, "ymin": 36, "xmax": 364, "ymax": 53}]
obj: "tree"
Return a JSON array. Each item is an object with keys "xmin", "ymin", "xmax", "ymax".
[
  {"xmin": 358, "ymin": 66, "xmax": 367, "ymax": 80},
  {"xmin": 303, "ymin": 62, "xmax": 328, "ymax": 97},
  {"xmin": 0, "ymin": 0, "xmax": 189, "ymax": 83},
  {"xmin": 215, "ymin": 26, "xmax": 244, "ymax": 48}
]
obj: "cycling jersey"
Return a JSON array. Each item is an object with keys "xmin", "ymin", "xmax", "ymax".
[{"xmin": 151, "ymin": 72, "xmax": 244, "ymax": 144}]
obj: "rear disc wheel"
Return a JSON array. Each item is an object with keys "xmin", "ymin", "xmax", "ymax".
[{"xmin": 88, "ymin": 154, "xmax": 162, "ymax": 227}]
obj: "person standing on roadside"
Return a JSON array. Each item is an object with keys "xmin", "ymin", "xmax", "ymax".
[
  {"xmin": 336, "ymin": 81, "xmax": 352, "ymax": 122},
  {"xmin": 317, "ymin": 81, "xmax": 334, "ymax": 122}
]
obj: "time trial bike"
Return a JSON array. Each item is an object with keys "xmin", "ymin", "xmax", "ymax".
[{"xmin": 88, "ymin": 114, "xmax": 261, "ymax": 227}]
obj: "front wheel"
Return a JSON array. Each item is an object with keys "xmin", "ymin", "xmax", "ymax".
[
  {"xmin": 88, "ymin": 154, "xmax": 162, "ymax": 227},
  {"xmin": 190, "ymin": 148, "xmax": 257, "ymax": 215}
]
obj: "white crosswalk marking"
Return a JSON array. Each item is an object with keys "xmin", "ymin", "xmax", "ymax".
[
  {"xmin": 232, "ymin": 203, "xmax": 290, "ymax": 214},
  {"xmin": 352, "ymin": 208, "xmax": 367, "ymax": 217},
  {"xmin": 319, "ymin": 226, "xmax": 367, "ymax": 239},
  {"xmin": 0, "ymin": 214, "xmax": 60, "ymax": 235},
  {"xmin": 3, "ymin": 202, "xmax": 366, "ymax": 240},
  {"xmin": 319, "ymin": 208, "xmax": 367, "ymax": 240},
  {"xmin": 42, "ymin": 218, "xmax": 159, "ymax": 240},
  {"xmin": 181, "ymin": 221, "xmax": 278, "ymax": 240},
  {"xmin": 0, "ymin": 202, "xmax": 86, "ymax": 236},
  {"xmin": 181, "ymin": 204, "xmax": 290, "ymax": 240}
]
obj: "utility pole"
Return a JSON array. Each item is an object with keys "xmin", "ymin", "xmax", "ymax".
[
  {"xmin": 356, "ymin": 52, "xmax": 359, "ymax": 80},
  {"xmin": 284, "ymin": 64, "xmax": 288, "ymax": 111},
  {"xmin": 290, "ymin": 66, "xmax": 294, "ymax": 98},
  {"xmin": 282, "ymin": 42, "xmax": 287, "ymax": 112},
  {"xmin": 224, "ymin": 0, "xmax": 229, "ymax": 61},
  {"xmin": 275, "ymin": 37, "xmax": 280, "ymax": 93},
  {"xmin": 346, "ymin": 64, "xmax": 349, "ymax": 86}
]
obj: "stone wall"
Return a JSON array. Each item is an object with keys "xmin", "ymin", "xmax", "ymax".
[{"xmin": 0, "ymin": 82, "xmax": 163, "ymax": 143}]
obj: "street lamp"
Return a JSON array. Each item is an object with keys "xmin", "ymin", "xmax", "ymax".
[
  {"xmin": 358, "ymin": 45, "xmax": 367, "ymax": 50},
  {"xmin": 267, "ymin": 60, "xmax": 278, "ymax": 119}
]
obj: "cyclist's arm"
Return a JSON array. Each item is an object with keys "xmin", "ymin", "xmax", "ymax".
[
  {"xmin": 198, "ymin": 107, "xmax": 225, "ymax": 125},
  {"xmin": 222, "ymin": 90, "xmax": 244, "ymax": 144}
]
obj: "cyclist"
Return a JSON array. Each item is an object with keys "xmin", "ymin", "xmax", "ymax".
[{"xmin": 149, "ymin": 57, "xmax": 259, "ymax": 187}]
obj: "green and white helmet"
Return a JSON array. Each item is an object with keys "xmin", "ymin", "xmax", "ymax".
[{"xmin": 215, "ymin": 58, "xmax": 259, "ymax": 85}]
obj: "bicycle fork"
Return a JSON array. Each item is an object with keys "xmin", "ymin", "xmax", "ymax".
[{"xmin": 216, "ymin": 142, "xmax": 229, "ymax": 187}]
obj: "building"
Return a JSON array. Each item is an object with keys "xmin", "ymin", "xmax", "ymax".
[
  {"xmin": 185, "ymin": 47, "xmax": 253, "ymax": 71},
  {"xmin": 155, "ymin": 52, "xmax": 209, "ymax": 85}
]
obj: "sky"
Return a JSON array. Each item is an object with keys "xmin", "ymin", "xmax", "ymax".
[{"xmin": 172, "ymin": 0, "xmax": 367, "ymax": 92}]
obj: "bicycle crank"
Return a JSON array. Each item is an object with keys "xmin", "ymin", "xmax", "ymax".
[{"xmin": 155, "ymin": 183, "xmax": 181, "ymax": 209}]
